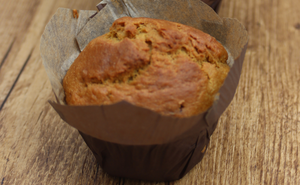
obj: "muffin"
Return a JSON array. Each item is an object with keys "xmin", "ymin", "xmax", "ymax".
[{"xmin": 63, "ymin": 17, "xmax": 230, "ymax": 117}]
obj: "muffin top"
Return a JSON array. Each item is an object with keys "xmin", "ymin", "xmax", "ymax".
[{"xmin": 63, "ymin": 17, "xmax": 229, "ymax": 117}]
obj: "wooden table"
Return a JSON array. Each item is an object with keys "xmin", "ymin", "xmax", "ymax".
[{"xmin": 0, "ymin": 0, "xmax": 299, "ymax": 184}]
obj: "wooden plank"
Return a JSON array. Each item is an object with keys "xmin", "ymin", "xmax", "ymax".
[
  {"xmin": 0, "ymin": 0, "xmax": 50, "ymax": 109},
  {"xmin": 0, "ymin": 0, "xmax": 38, "ymax": 61}
]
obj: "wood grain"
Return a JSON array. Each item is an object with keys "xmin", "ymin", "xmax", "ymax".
[{"xmin": 0, "ymin": 0, "xmax": 300, "ymax": 184}]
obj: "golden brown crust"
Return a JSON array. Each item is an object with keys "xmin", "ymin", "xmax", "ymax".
[{"xmin": 63, "ymin": 17, "xmax": 229, "ymax": 117}]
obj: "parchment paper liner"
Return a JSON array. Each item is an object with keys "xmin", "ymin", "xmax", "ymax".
[{"xmin": 40, "ymin": 0, "xmax": 248, "ymax": 181}]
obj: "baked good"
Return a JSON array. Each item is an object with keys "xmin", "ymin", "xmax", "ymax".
[{"xmin": 63, "ymin": 17, "xmax": 229, "ymax": 117}]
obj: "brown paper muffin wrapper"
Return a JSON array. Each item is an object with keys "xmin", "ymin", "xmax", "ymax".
[
  {"xmin": 40, "ymin": 0, "xmax": 248, "ymax": 181},
  {"xmin": 203, "ymin": 0, "xmax": 223, "ymax": 12}
]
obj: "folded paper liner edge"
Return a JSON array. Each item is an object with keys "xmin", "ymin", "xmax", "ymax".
[{"xmin": 40, "ymin": 0, "xmax": 248, "ymax": 145}]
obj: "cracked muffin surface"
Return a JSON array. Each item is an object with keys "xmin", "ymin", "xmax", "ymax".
[{"xmin": 63, "ymin": 17, "xmax": 230, "ymax": 117}]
